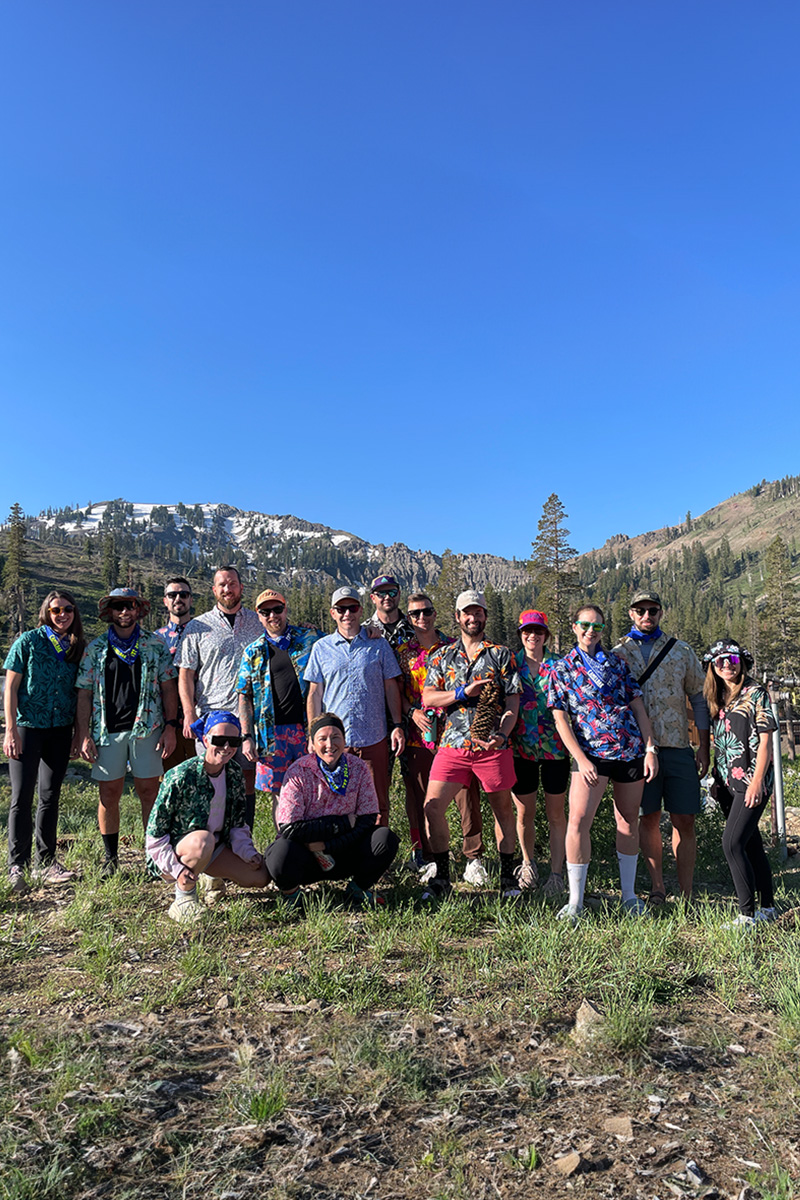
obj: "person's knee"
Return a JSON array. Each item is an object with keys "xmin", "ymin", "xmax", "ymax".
[
  {"xmin": 671, "ymin": 813, "xmax": 696, "ymax": 837},
  {"xmin": 176, "ymin": 829, "xmax": 215, "ymax": 867},
  {"xmin": 372, "ymin": 826, "xmax": 399, "ymax": 859},
  {"xmin": 640, "ymin": 810, "xmax": 660, "ymax": 830}
]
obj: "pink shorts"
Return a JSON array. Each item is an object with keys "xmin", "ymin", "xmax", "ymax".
[{"xmin": 429, "ymin": 746, "xmax": 516, "ymax": 793}]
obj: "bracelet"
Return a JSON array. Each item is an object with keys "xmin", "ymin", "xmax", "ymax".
[
  {"xmin": 242, "ymin": 733, "xmax": 254, "ymax": 741},
  {"xmin": 645, "ymin": 745, "xmax": 658, "ymax": 755},
  {"xmin": 454, "ymin": 684, "xmax": 467, "ymax": 703}
]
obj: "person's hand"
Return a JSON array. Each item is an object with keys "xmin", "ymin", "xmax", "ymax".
[
  {"xmin": 695, "ymin": 746, "xmax": 710, "ymax": 778},
  {"xmin": 177, "ymin": 865, "xmax": 197, "ymax": 888},
  {"xmin": 182, "ymin": 715, "xmax": 196, "ymax": 740},
  {"xmin": 81, "ymin": 736, "xmax": 98, "ymax": 764},
  {"xmin": 411, "ymin": 709, "xmax": 432, "ymax": 736},
  {"xmin": 473, "ymin": 734, "xmax": 505, "ymax": 752},
  {"xmin": 390, "ymin": 726, "xmax": 405, "ymax": 755},
  {"xmin": 247, "ymin": 850, "xmax": 264, "ymax": 868},
  {"xmin": 69, "ymin": 731, "xmax": 82, "ymax": 760},
  {"xmin": 3, "ymin": 727, "xmax": 20, "ymax": 760},
  {"xmin": 644, "ymin": 749, "xmax": 659, "ymax": 782},
  {"xmin": 307, "ymin": 840, "xmax": 325, "ymax": 853},
  {"xmin": 158, "ymin": 726, "xmax": 177, "ymax": 759},
  {"xmin": 744, "ymin": 777, "xmax": 764, "ymax": 808},
  {"xmin": 365, "ymin": 625, "xmax": 382, "ymax": 640},
  {"xmin": 464, "ymin": 678, "xmax": 490, "ymax": 699},
  {"xmin": 242, "ymin": 735, "xmax": 257, "ymax": 763},
  {"xmin": 577, "ymin": 754, "xmax": 598, "ymax": 787}
]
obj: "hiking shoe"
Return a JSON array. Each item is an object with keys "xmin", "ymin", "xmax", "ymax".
[
  {"xmin": 501, "ymin": 875, "xmax": 522, "ymax": 899},
  {"xmin": 198, "ymin": 874, "xmax": 226, "ymax": 905},
  {"xmin": 409, "ymin": 848, "xmax": 427, "ymax": 871},
  {"xmin": 101, "ymin": 856, "xmax": 118, "ymax": 878},
  {"xmin": 514, "ymin": 861, "xmax": 539, "ymax": 891},
  {"xmin": 419, "ymin": 860, "xmax": 438, "ymax": 885},
  {"xmin": 754, "ymin": 907, "xmax": 777, "ymax": 923},
  {"xmin": 347, "ymin": 880, "xmax": 386, "ymax": 909},
  {"xmin": 9, "ymin": 867, "xmax": 30, "ymax": 896},
  {"xmin": 542, "ymin": 870, "xmax": 565, "ymax": 898},
  {"xmin": 556, "ymin": 902, "xmax": 584, "ymax": 927},
  {"xmin": 622, "ymin": 896, "xmax": 648, "ymax": 918},
  {"xmin": 168, "ymin": 894, "xmax": 205, "ymax": 924},
  {"xmin": 463, "ymin": 857, "xmax": 490, "ymax": 886},
  {"xmin": 724, "ymin": 913, "xmax": 756, "ymax": 931},
  {"xmin": 34, "ymin": 859, "xmax": 75, "ymax": 886},
  {"xmin": 421, "ymin": 877, "xmax": 453, "ymax": 904}
]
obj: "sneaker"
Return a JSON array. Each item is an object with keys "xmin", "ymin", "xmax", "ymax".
[
  {"xmin": 9, "ymin": 866, "xmax": 30, "ymax": 896},
  {"xmin": 556, "ymin": 902, "xmax": 584, "ymax": 927},
  {"xmin": 198, "ymin": 874, "xmax": 226, "ymax": 905},
  {"xmin": 724, "ymin": 913, "xmax": 756, "ymax": 931},
  {"xmin": 347, "ymin": 880, "xmax": 386, "ymax": 909},
  {"xmin": 279, "ymin": 887, "xmax": 304, "ymax": 911},
  {"xmin": 622, "ymin": 896, "xmax": 648, "ymax": 918},
  {"xmin": 514, "ymin": 861, "xmax": 539, "ymax": 891},
  {"xmin": 34, "ymin": 859, "xmax": 75, "ymax": 886},
  {"xmin": 419, "ymin": 861, "xmax": 438, "ymax": 885},
  {"xmin": 542, "ymin": 870, "xmax": 565, "ymax": 898},
  {"xmin": 101, "ymin": 856, "xmax": 118, "ymax": 878},
  {"xmin": 501, "ymin": 875, "xmax": 522, "ymax": 899},
  {"xmin": 463, "ymin": 857, "xmax": 490, "ymax": 886},
  {"xmin": 168, "ymin": 894, "xmax": 206, "ymax": 924},
  {"xmin": 421, "ymin": 877, "xmax": 453, "ymax": 904},
  {"xmin": 754, "ymin": 907, "xmax": 777, "ymax": 923}
]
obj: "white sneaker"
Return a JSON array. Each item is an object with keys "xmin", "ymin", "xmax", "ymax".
[
  {"xmin": 168, "ymin": 894, "xmax": 206, "ymax": 924},
  {"xmin": 754, "ymin": 907, "xmax": 777, "ymax": 923},
  {"xmin": 463, "ymin": 858, "xmax": 490, "ymax": 886},
  {"xmin": 198, "ymin": 874, "xmax": 227, "ymax": 905},
  {"xmin": 419, "ymin": 861, "xmax": 438, "ymax": 885},
  {"xmin": 723, "ymin": 913, "xmax": 756, "ymax": 931},
  {"xmin": 622, "ymin": 896, "xmax": 648, "ymax": 918},
  {"xmin": 556, "ymin": 902, "xmax": 584, "ymax": 926}
]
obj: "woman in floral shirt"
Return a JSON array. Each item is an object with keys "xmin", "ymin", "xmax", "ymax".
[{"xmin": 703, "ymin": 639, "xmax": 777, "ymax": 927}]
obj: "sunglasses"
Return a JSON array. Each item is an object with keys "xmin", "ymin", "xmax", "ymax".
[
  {"xmin": 165, "ymin": 590, "xmax": 191, "ymax": 599},
  {"xmin": 49, "ymin": 605, "xmax": 75, "ymax": 615},
  {"xmin": 334, "ymin": 604, "xmax": 361, "ymax": 615},
  {"xmin": 110, "ymin": 601, "xmax": 138, "ymax": 612},
  {"xmin": 374, "ymin": 588, "xmax": 399, "ymax": 599},
  {"xmin": 575, "ymin": 620, "xmax": 605, "ymax": 631},
  {"xmin": 409, "ymin": 607, "xmax": 434, "ymax": 618},
  {"xmin": 520, "ymin": 625, "xmax": 546, "ymax": 635},
  {"xmin": 258, "ymin": 604, "xmax": 285, "ymax": 616},
  {"xmin": 632, "ymin": 606, "xmax": 661, "ymax": 617},
  {"xmin": 208, "ymin": 735, "xmax": 243, "ymax": 748},
  {"xmin": 714, "ymin": 654, "xmax": 741, "ymax": 669}
]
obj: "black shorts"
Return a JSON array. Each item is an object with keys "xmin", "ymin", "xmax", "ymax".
[
  {"xmin": 513, "ymin": 756, "xmax": 570, "ymax": 795},
  {"xmin": 571, "ymin": 755, "xmax": 645, "ymax": 784}
]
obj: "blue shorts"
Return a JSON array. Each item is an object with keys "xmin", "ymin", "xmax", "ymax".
[{"xmin": 92, "ymin": 729, "xmax": 164, "ymax": 782}]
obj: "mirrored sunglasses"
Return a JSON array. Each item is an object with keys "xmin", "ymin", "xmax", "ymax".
[
  {"xmin": 714, "ymin": 654, "xmax": 741, "ymax": 669},
  {"xmin": 575, "ymin": 620, "xmax": 605, "ymax": 631},
  {"xmin": 110, "ymin": 600, "xmax": 138, "ymax": 612}
]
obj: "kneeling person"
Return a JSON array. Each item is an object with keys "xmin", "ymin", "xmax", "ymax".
[
  {"xmin": 146, "ymin": 711, "xmax": 269, "ymax": 923},
  {"xmin": 264, "ymin": 713, "xmax": 399, "ymax": 908}
]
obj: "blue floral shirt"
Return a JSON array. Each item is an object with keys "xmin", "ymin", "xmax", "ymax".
[
  {"xmin": 547, "ymin": 646, "xmax": 644, "ymax": 761},
  {"xmin": 236, "ymin": 625, "xmax": 323, "ymax": 757}
]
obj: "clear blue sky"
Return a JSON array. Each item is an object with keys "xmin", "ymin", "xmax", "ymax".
[{"xmin": 2, "ymin": 2, "xmax": 799, "ymax": 559}]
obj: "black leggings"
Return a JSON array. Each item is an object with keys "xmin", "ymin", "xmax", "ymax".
[
  {"xmin": 716, "ymin": 779, "xmax": 774, "ymax": 916},
  {"xmin": 264, "ymin": 827, "xmax": 399, "ymax": 891},
  {"xmin": 7, "ymin": 725, "xmax": 73, "ymax": 870}
]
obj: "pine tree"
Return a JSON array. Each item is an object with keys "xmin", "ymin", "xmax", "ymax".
[
  {"xmin": 528, "ymin": 494, "xmax": 579, "ymax": 651},
  {"xmin": 101, "ymin": 533, "xmax": 119, "ymax": 589},
  {"xmin": 762, "ymin": 536, "xmax": 798, "ymax": 680},
  {"xmin": 431, "ymin": 550, "xmax": 466, "ymax": 636},
  {"xmin": 2, "ymin": 502, "xmax": 27, "ymax": 642},
  {"xmin": 483, "ymin": 582, "xmax": 506, "ymax": 644}
]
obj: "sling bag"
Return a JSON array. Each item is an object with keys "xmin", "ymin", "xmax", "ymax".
[{"xmin": 637, "ymin": 637, "xmax": 677, "ymax": 686}]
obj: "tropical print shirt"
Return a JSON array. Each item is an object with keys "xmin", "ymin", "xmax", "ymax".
[
  {"xmin": 547, "ymin": 646, "xmax": 644, "ymax": 761},
  {"xmin": 236, "ymin": 625, "xmax": 323, "ymax": 757},
  {"xmin": 276, "ymin": 753, "xmax": 379, "ymax": 824},
  {"xmin": 76, "ymin": 630, "xmax": 176, "ymax": 745},
  {"xmin": 155, "ymin": 620, "xmax": 191, "ymax": 658},
  {"xmin": 366, "ymin": 610, "xmax": 415, "ymax": 652},
  {"xmin": 423, "ymin": 640, "xmax": 521, "ymax": 751},
  {"xmin": 3, "ymin": 627, "xmax": 80, "ymax": 729},
  {"xmin": 145, "ymin": 756, "xmax": 253, "ymax": 878},
  {"xmin": 511, "ymin": 650, "xmax": 566, "ymax": 761},
  {"xmin": 303, "ymin": 628, "xmax": 402, "ymax": 748},
  {"xmin": 613, "ymin": 633, "xmax": 706, "ymax": 749},
  {"xmin": 712, "ymin": 681, "xmax": 777, "ymax": 796},
  {"xmin": 397, "ymin": 631, "xmax": 455, "ymax": 749}
]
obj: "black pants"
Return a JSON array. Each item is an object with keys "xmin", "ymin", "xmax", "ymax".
[
  {"xmin": 717, "ymin": 779, "xmax": 774, "ymax": 916},
  {"xmin": 7, "ymin": 725, "xmax": 72, "ymax": 870},
  {"xmin": 265, "ymin": 827, "xmax": 399, "ymax": 891}
]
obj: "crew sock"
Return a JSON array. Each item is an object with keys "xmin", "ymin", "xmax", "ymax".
[
  {"xmin": 499, "ymin": 852, "xmax": 516, "ymax": 879},
  {"xmin": 566, "ymin": 861, "xmax": 589, "ymax": 909},
  {"xmin": 101, "ymin": 832, "xmax": 119, "ymax": 861},
  {"xmin": 174, "ymin": 883, "xmax": 198, "ymax": 906},
  {"xmin": 432, "ymin": 851, "xmax": 451, "ymax": 882},
  {"xmin": 616, "ymin": 851, "xmax": 639, "ymax": 902}
]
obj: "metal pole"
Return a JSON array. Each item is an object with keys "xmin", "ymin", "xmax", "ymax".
[{"xmin": 770, "ymin": 692, "xmax": 788, "ymax": 861}]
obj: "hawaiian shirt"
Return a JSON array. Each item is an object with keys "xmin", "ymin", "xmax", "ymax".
[
  {"xmin": 145, "ymin": 756, "xmax": 247, "ymax": 878},
  {"xmin": 76, "ymin": 630, "xmax": 176, "ymax": 745},
  {"xmin": 511, "ymin": 650, "xmax": 566, "ymax": 761},
  {"xmin": 423, "ymin": 640, "xmax": 521, "ymax": 751},
  {"xmin": 236, "ymin": 625, "xmax": 323, "ymax": 757},
  {"xmin": 613, "ymin": 633, "xmax": 706, "ymax": 749},
  {"xmin": 3, "ymin": 627, "xmax": 80, "ymax": 729},
  {"xmin": 175, "ymin": 606, "xmax": 263, "ymax": 712},
  {"xmin": 712, "ymin": 681, "xmax": 777, "ymax": 796},
  {"xmin": 547, "ymin": 646, "xmax": 644, "ymax": 761},
  {"xmin": 397, "ymin": 631, "xmax": 455, "ymax": 749},
  {"xmin": 276, "ymin": 753, "xmax": 379, "ymax": 824},
  {"xmin": 366, "ymin": 610, "xmax": 414, "ymax": 652},
  {"xmin": 303, "ymin": 627, "xmax": 402, "ymax": 748},
  {"xmin": 155, "ymin": 620, "xmax": 191, "ymax": 658}
]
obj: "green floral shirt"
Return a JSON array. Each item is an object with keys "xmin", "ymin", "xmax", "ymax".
[
  {"xmin": 76, "ymin": 630, "xmax": 176, "ymax": 745},
  {"xmin": 145, "ymin": 756, "xmax": 246, "ymax": 878},
  {"xmin": 3, "ymin": 627, "xmax": 80, "ymax": 728}
]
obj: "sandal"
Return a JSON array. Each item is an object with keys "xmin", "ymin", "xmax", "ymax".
[{"xmin": 647, "ymin": 888, "xmax": 667, "ymax": 907}]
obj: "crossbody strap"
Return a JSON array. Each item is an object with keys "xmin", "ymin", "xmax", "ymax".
[{"xmin": 637, "ymin": 637, "xmax": 677, "ymax": 686}]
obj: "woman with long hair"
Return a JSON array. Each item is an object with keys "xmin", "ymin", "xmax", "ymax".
[
  {"xmin": 3, "ymin": 589, "xmax": 86, "ymax": 892},
  {"xmin": 547, "ymin": 602, "xmax": 659, "ymax": 922},
  {"xmin": 703, "ymin": 639, "xmax": 777, "ymax": 927}
]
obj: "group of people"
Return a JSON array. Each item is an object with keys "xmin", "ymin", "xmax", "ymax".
[{"xmin": 2, "ymin": 569, "xmax": 779, "ymax": 930}]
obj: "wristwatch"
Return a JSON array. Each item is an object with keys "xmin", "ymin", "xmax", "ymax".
[{"xmin": 165, "ymin": 719, "xmax": 179, "ymax": 728}]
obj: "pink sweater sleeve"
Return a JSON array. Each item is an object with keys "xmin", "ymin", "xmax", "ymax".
[
  {"xmin": 230, "ymin": 824, "xmax": 258, "ymax": 863},
  {"xmin": 146, "ymin": 832, "xmax": 183, "ymax": 880}
]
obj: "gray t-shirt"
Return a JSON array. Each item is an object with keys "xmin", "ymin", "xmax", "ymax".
[{"xmin": 176, "ymin": 606, "xmax": 263, "ymax": 712}]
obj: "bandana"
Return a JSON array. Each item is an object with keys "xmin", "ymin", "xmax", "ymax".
[
  {"xmin": 316, "ymin": 754, "xmax": 350, "ymax": 796},
  {"xmin": 190, "ymin": 710, "xmax": 242, "ymax": 740},
  {"xmin": 266, "ymin": 631, "xmax": 291, "ymax": 652},
  {"xmin": 576, "ymin": 644, "xmax": 612, "ymax": 693},
  {"xmin": 44, "ymin": 625, "xmax": 71, "ymax": 659},
  {"xmin": 108, "ymin": 625, "xmax": 141, "ymax": 665},
  {"xmin": 627, "ymin": 625, "xmax": 663, "ymax": 643}
]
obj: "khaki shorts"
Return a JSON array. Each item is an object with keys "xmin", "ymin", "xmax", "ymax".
[{"xmin": 92, "ymin": 729, "xmax": 164, "ymax": 782}]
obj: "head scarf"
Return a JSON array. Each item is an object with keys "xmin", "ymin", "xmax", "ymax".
[{"xmin": 190, "ymin": 710, "xmax": 242, "ymax": 740}]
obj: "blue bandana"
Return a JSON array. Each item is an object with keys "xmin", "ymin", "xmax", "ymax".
[
  {"xmin": 316, "ymin": 754, "xmax": 350, "ymax": 796},
  {"xmin": 576, "ymin": 644, "xmax": 612, "ymax": 693},
  {"xmin": 627, "ymin": 626, "xmax": 663, "ymax": 643},
  {"xmin": 266, "ymin": 632, "xmax": 291, "ymax": 652},
  {"xmin": 44, "ymin": 625, "xmax": 71, "ymax": 659},
  {"xmin": 190, "ymin": 710, "xmax": 242, "ymax": 739},
  {"xmin": 108, "ymin": 625, "xmax": 141, "ymax": 665}
]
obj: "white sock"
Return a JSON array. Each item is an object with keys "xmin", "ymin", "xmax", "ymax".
[
  {"xmin": 175, "ymin": 883, "xmax": 197, "ymax": 905},
  {"xmin": 617, "ymin": 851, "xmax": 638, "ymax": 902},
  {"xmin": 566, "ymin": 862, "xmax": 589, "ymax": 909}
]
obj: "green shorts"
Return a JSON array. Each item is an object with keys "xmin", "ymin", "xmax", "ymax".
[
  {"xmin": 92, "ymin": 729, "xmax": 164, "ymax": 782},
  {"xmin": 640, "ymin": 746, "xmax": 701, "ymax": 816}
]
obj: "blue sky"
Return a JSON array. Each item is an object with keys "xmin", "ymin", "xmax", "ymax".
[{"xmin": 2, "ymin": 2, "xmax": 799, "ymax": 559}]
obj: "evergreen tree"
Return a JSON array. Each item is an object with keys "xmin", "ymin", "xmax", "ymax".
[
  {"xmin": 483, "ymin": 582, "xmax": 506, "ymax": 644},
  {"xmin": 101, "ymin": 533, "xmax": 119, "ymax": 589},
  {"xmin": 528, "ymin": 494, "xmax": 579, "ymax": 651},
  {"xmin": 431, "ymin": 550, "xmax": 465, "ymax": 636},
  {"xmin": 2, "ymin": 502, "xmax": 27, "ymax": 642},
  {"xmin": 762, "ymin": 536, "xmax": 798, "ymax": 680}
]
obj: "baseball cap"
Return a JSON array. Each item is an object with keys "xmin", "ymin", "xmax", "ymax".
[
  {"xmin": 331, "ymin": 586, "xmax": 361, "ymax": 606},
  {"xmin": 370, "ymin": 575, "xmax": 399, "ymax": 591},
  {"xmin": 518, "ymin": 609, "xmax": 548, "ymax": 630},
  {"xmin": 456, "ymin": 589, "xmax": 487, "ymax": 612},
  {"xmin": 256, "ymin": 589, "xmax": 286, "ymax": 608},
  {"xmin": 630, "ymin": 589, "xmax": 662, "ymax": 608}
]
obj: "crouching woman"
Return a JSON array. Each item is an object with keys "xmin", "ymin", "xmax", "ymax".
[
  {"xmin": 146, "ymin": 711, "xmax": 269, "ymax": 922},
  {"xmin": 264, "ymin": 712, "xmax": 399, "ymax": 908}
]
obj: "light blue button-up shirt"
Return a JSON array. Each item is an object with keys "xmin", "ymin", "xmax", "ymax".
[{"xmin": 303, "ymin": 627, "xmax": 401, "ymax": 748}]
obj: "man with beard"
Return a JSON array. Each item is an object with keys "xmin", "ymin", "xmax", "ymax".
[
  {"xmin": 176, "ymin": 567, "xmax": 262, "ymax": 828},
  {"xmin": 76, "ymin": 587, "xmax": 178, "ymax": 874},
  {"xmin": 366, "ymin": 575, "xmax": 413, "ymax": 651},
  {"xmin": 420, "ymin": 590, "xmax": 521, "ymax": 900},
  {"xmin": 155, "ymin": 577, "xmax": 197, "ymax": 770}
]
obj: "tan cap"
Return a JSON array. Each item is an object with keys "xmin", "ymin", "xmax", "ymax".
[{"xmin": 256, "ymin": 589, "xmax": 286, "ymax": 608}]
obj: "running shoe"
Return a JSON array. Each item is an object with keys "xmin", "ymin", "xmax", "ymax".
[
  {"xmin": 421, "ymin": 877, "xmax": 453, "ymax": 904},
  {"xmin": 9, "ymin": 866, "xmax": 29, "ymax": 896},
  {"xmin": 463, "ymin": 857, "xmax": 490, "ymax": 886},
  {"xmin": 346, "ymin": 880, "xmax": 386, "ymax": 909},
  {"xmin": 501, "ymin": 875, "xmax": 522, "ymax": 899},
  {"xmin": 622, "ymin": 896, "xmax": 648, "ymax": 918},
  {"xmin": 168, "ymin": 894, "xmax": 205, "ymax": 924},
  {"xmin": 101, "ymin": 856, "xmax": 118, "ymax": 878},
  {"xmin": 754, "ymin": 907, "xmax": 777, "ymax": 923},
  {"xmin": 542, "ymin": 870, "xmax": 565, "ymax": 898},
  {"xmin": 34, "ymin": 859, "xmax": 75, "ymax": 886},
  {"xmin": 514, "ymin": 861, "xmax": 539, "ymax": 891},
  {"xmin": 556, "ymin": 902, "xmax": 584, "ymax": 927},
  {"xmin": 723, "ymin": 913, "xmax": 756, "ymax": 931}
]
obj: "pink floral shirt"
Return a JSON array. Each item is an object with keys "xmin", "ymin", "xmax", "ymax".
[{"xmin": 276, "ymin": 753, "xmax": 379, "ymax": 824}]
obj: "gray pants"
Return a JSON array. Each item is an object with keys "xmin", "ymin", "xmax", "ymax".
[{"xmin": 7, "ymin": 725, "xmax": 72, "ymax": 870}]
